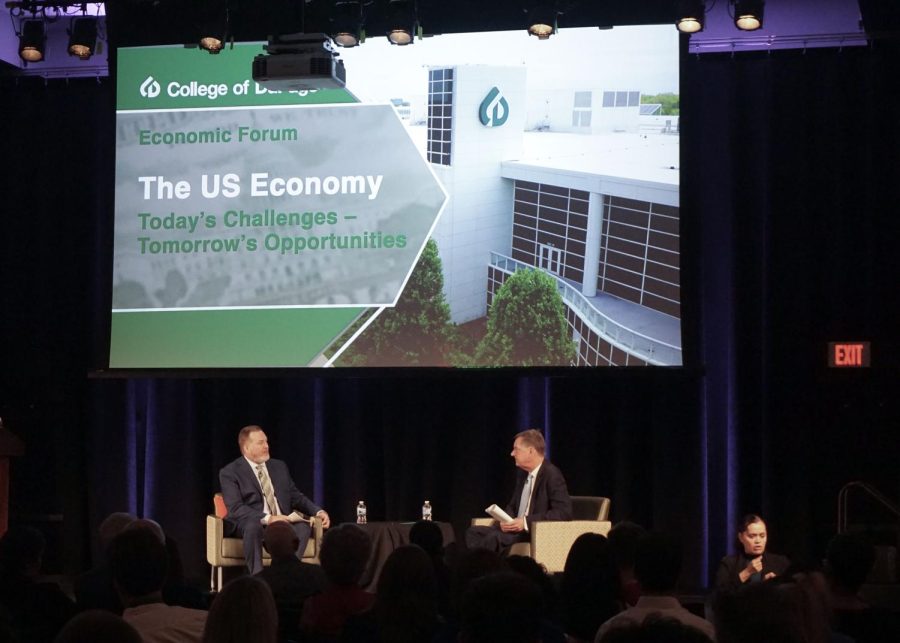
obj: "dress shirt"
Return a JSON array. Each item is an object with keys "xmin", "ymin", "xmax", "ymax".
[
  {"xmin": 594, "ymin": 595, "xmax": 715, "ymax": 641},
  {"xmin": 244, "ymin": 456, "xmax": 282, "ymax": 519}
]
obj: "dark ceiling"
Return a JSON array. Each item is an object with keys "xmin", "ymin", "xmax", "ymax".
[{"xmin": 106, "ymin": 0, "xmax": 680, "ymax": 48}]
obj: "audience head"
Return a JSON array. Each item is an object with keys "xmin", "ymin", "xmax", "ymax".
[
  {"xmin": 319, "ymin": 523, "xmax": 371, "ymax": 587},
  {"xmin": 375, "ymin": 545, "xmax": 438, "ymax": 643},
  {"xmin": 634, "ymin": 532, "xmax": 682, "ymax": 594},
  {"xmin": 506, "ymin": 555, "xmax": 558, "ymax": 620},
  {"xmin": 124, "ymin": 518, "xmax": 166, "ymax": 544},
  {"xmin": 263, "ymin": 521, "xmax": 300, "ymax": 560},
  {"xmin": 451, "ymin": 548, "xmax": 508, "ymax": 617},
  {"xmin": 377, "ymin": 544, "xmax": 436, "ymax": 603},
  {"xmin": 608, "ymin": 521, "xmax": 647, "ymax": 572},
  {"xmin": 54, "ymin": 610, "xmax": 142, "ymax": 643},
  {"xmin": 203, "ymin": 576, "xmax": 278, "ymax": 643},
  {"xmin": 598, "ymin": 615, "xmax": 713, "ymax": 643},
  {"xmin": 825, "ymin": 532, "xmax": 875, "ymax": 594},
  {"xmin": 109, "ymin": 527, "xmax": 168, "ymax": 601},
  {"xmin": 409, "ymin": 520, "xmax": 444, "ymax": 558},
  {"xmin": 459, "ymin": 572, "xmax": 543, "ymax": 643},
  {"xmin": 737, "ymin": 514, "xmax": 768, "ymax": 557},
  {"xmin": 714, "ymin": 576, "xmax": 829, "ymax": 643},
  {"xmin": 561, "ymin": 533, "xmax": 619, "ymax": 639},
  {"xmin": 97, "ymin": 513, "xmax": 137, "ymax": 551},
  {"xmin": 0, "ymin": 525, "xmax": 46, "ymax": 580}
]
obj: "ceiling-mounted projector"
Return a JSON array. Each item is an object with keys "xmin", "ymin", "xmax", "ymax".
[{"xmin": 252, "ymin": 33, "xmax": 346, "ymax": 91}]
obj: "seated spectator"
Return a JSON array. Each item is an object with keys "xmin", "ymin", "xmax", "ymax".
[
  {"xmin": 715, "ymin": 514, "xmax": 790, "ymax": 593},
  {"xmin": 409, "ymin": 520, "xmax": 451, "ymax": 619},
  {"xmin": 506, "ymin": 556, "xmax": 562, "ymax": 629},
  {"xmin": 433, "ymin": 548, "xmax": 509, "ymax": 643},
  {"xmin": 607, "ymin": 521, "xmax": 647, "ymax": 608},
  {"xmin": 73, "ymin": 512, "xmax": 136, "ymax": 614},
  {"xmin": 458, "ymin": 572, "xmax": 543, "ymax": 643},
  {"xmin": 0, "ymin": 524, "xmax": 76, "ymax": 643},
  {"xmin": 109, "ymin": 528, "xmax": 207, "ymax": 643},
  {"xmin": 597, "ymin": 614, "xmax": 712, "ymax": 643},
  {"xmin": 342, "ymin": 544, "xmax": 439, "ymax": 643},
  {"xmin": 714, "ymin": 575, "xmax": 829, "ymax": 643},
  {"xmin": 560, "ymin": 533, "xmax": 620, "ymax": 643},
  {"xmin": 257, "ymin": 521, "xmax": 326, "ymax": 641},
  {"xmin": 595, "ymin": 532, "xmax": 715, "ymax": 642},
  {"xmin": 53, "ymin": 609, "xmax": 142, "ymax": 643},
  {"xmin": 202, "ymin": 576, "xmax": 277, "ymax": 643},
  {"xmin": 825, "ymin": 532, "xmax": 900, "ymax": 643},
  {"xmin": 300, "ymin": 523, "xmax": 374, "ymax": 641}
]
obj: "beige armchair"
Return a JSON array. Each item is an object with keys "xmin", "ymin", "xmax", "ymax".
[
  {"xmin": 206, "ymin": 493, "xmax": 323, "ymax": 591},
  {"xmin": 471, "ymin": 495, "xmax": 611, "ymax": 573}
]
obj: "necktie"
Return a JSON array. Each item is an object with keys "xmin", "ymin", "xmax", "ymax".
[
  {"xmin": 256, "ymin": 464, "xmax": 278, "ymax": 516},
  {"xmin": 517, "ymin": 474, "xmax": 534, "ymax": 518}
]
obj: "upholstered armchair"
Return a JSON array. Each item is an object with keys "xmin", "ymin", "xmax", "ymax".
[
  {"xmin": 471, "ymin": 495, "xmax": 611, "ymax": 573},
  {"xmin": 206, "ymin": 493, "xmax": 323, "ymax": 590}
]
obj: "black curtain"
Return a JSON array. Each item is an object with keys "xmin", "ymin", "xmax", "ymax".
[{"xmin": 3, "ymin": 38, "xmax": 899, "ymax": 590}]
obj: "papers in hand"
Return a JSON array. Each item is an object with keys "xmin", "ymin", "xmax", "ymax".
[
  {"xmin": 485, "ymin": 504, "xmax": 514, "ymax": 524},
  {"xmin": 286, "ymin": 511, "xmax": 311, "ymax": 524}
]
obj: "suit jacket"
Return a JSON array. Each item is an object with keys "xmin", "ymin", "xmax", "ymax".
[
  {"xmin": 219, "ymin": 456, "xmax": 320, "ymax": 528},
  {"xmin": 503, "ymin": 459, "xmax": 572, "ymax": 524},
  {"xmin": 714, "ymin": 551, "xmax": 791, "ymax": 592}
]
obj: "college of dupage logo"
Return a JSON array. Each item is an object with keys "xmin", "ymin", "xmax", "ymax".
[
  {"xmin": 139, "ymin": 76, "xmax": 161, "ymax": 98},
  {"xmin": 479, "ymin": 86, "xmax": 510, "ymax": 127}
]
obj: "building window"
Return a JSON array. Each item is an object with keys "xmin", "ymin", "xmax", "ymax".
[
  {"xmin": 427, "ymin": 68, "xmax": 454, "ymax": 166},
  {"xmin": 572, "ymin": 91, "xmax": 592, "ymax": 128},
  {"xmin": 602, "ymin": 90, "xmax": 641, "ymax": 108}
]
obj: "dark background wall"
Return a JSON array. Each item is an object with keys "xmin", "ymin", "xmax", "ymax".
[{"xmin": 1, "ymin": 35, "xmax": 898, "ymax": 590}]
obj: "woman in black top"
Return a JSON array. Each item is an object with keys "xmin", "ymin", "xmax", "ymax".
[{"xmin": 715, "ymin": 514, "xmax": 790, "ymax": 593}]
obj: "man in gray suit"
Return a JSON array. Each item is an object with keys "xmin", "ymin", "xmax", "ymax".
[{"xmin": 219, "ymin": 425, "xmax": 331, "ymax": 574}]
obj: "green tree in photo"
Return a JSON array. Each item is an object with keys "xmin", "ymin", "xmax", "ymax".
[
  {"xmin": 641, "ymin": 92, "xmax": 680, "ymax": 115},
  {"xmin": 337, "ymin": 238, "xmax": 457, "ymax": 366},
  {"xmin": 475, "ymin": 268, "xmax": 576, "ymax": 367}
]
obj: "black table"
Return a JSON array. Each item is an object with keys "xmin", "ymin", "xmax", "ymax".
[{"xmin": 348, "ymin": 521, "xmax": 456, "ymax": 591}]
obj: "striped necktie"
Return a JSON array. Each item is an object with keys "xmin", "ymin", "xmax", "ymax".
[
  {"xmin": 256, "ymin": 464, "xmax": 278, "ymax": 516},
  {"xmin": 517, "ymin": 474, "xmax": 534, "ymax": 518}
]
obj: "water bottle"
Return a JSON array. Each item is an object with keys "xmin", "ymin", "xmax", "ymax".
[
  {"xmin": 422, "ymin": 500, "xmax": 432, "ymax": 521},
  {"xmin": 356, "ymin": 501, "xmax": 367, "ymax": 524}
]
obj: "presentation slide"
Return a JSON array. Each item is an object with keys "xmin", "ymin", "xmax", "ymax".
[{"xmin": 111, "ymin": 26, "xmax": 680, "ymax": 368}]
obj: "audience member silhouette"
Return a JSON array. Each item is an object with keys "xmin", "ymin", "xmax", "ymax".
[
  {"xmin": 0, "ymin": 525, "xmax": 76, "ymax": 643},
  {"xmin": 506, "ymin": 556, "xmax": 563, "ymax": 630},
  {"xmin": 825, "ymin": 532, "xmax": 900, "ymax": 643},
  {"xmin": 432, "ymin": 548, "xmax": 508, "ymax": 643},
  {"xmin": 73, "ymin": 512, "xmax": 136, "ymax": 614},
  {"xmin": 202, "ymin": 576, "xmax": 278, "ymax": 643},
  {"xmin": 408, "ymin": 520, "xmax": 451, "ymax": 618},
  {"xmin": 342, "ymin": 544, "xmax": 439, "ymax": 643},
  {"xmin": 607, "ymin": 521, "xmax": 646, "ymax": 608},
  {"xmin": 596, "ymin": 614, "xmax": 713, "ymax": 643},
  {"xmin": 53, "ymin": 609, "xmax": 142, "ymax": 643},
  {"xmin": 257, "ymin": 520, "xmax": 326, "ymax": 642},
  {"xmin": 560, "ymin": 533, "xmax": 620, "ymax": 643},
  {"xmin": 595, "ymin": 532, "xmax": 714, "ymax": 641},
  {"xmin": 301, "ymin": 523, "xmax": 374, "ymax": 641},
  {"xmin": 458, "ymin": 572, "xmax": 543, "ymax": 643},
  {"xmin": 109, "ymin": 527, "xmax": 207, "ymax": 643},
  {"xmin": 714, "ymin": 575, "xmax": 828, "ymax": 643}
]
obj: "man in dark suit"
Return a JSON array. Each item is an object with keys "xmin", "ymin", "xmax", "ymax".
[
  {"xmin": 465, "ymin": 429, "xmax": 572, "ymax": 552},
  {"xmin": 219, "ymin": 425, "xmax": 331, "ymax": 574}
]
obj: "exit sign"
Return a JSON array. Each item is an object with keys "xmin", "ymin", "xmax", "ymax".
[{"xmin": 828, "ymin": 342, "xmax": 870, "ymax": 367}]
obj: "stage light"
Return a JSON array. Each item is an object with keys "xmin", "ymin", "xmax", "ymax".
[
  {"xmin": 68, "ymin": 17, "xmax": 98, "ymax": 59},
  {"xmin": 527, "ymin": 3, "xmax": 557, "ymax": 40},
  {"xmin": 198, "ymin": 0, "xmax": 229, "ymax": 54},
  {"xmin": 386, "ymin": 0, "xmax": 416, "ymax": 45},
  {"xmin": 333, "ymin": 0, "xmax": 364, "ymax": 48},
  {"xmin": 19, "ymin": 19, "xmax": 45, "ymax": 63},
  {"xmin": 676, "ymin": 0, "xmax": 705, "ymax": 34},
  {"xmin": 732, "ymin": 0, "xmax": 765, "ymax": 31}
]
